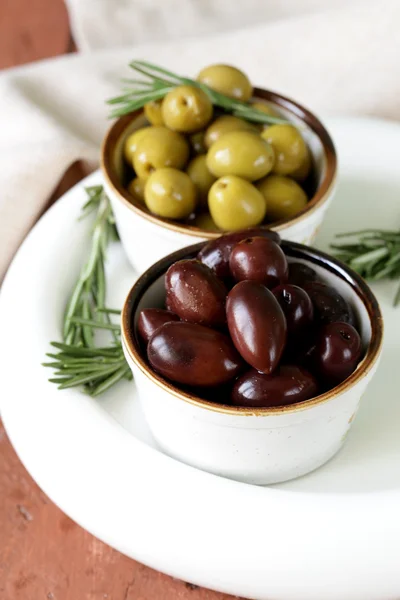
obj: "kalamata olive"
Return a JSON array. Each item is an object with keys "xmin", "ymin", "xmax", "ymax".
[
  {"xmin": 165, "ymin": 259, "xmax": 227, "ymax": 327},
  {"xmin": 272, "ymin": 284, "xmax": 313, "ymax": 336},
  {"xmin": 226, "ymin": 281, "xmax": 287, "ymax": 374},
  {"xmin": 288, "ymin": 262, "xmax": 318, "ymax": 288},
  {"xmin": 314, "ymin": 321, "xmax": 362, "ymax": 385},
  {"xmin": 304, "ymin": 281, "xmax": 357, "ymax": 327},
  {"xmin": 147, "ymin": 322, "xmax": 244, "ymax": 387},
  {"xmin": 229, "ymin": 237, "xmax": 288, "ymax": 288},
  {"xmin": 197, "ymin": 228, "xmax": 281, "ymax": 279},
  {"xmin": 231, "ymin": 365, "xmax": 318, "ymax": 408},
  {"xmin": 137, "ymin": 308, "xmax": 180, "ymax": 344}
]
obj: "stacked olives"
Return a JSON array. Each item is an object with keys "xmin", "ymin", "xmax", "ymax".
[
  {"xmin": 122, "ymin": 64, "xmax": 312, "ymax": 232},
  {"xmin": 137, "ymin": 229, "xmax": 363, "ymax": 408}
]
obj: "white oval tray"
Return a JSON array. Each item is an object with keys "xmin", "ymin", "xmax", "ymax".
[{"xmin": 1, "ymin": 116, "xmax": 400, "ymax": 600}]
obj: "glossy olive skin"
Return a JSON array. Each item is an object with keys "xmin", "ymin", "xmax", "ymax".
[
  {"xmin": 197, "ymin": 64, "xmax": 253, "ymax": 102},
  {"xmin": 144, "ymin": 168, "xmax": 196, "ymax": 220},
  {"xmin": 165, "ymin": 259, "xmax": 227, "ymax": 327},
  {"xmin": 257, "ymin": 175, "xmax": 308, "ymax": 221},
  {"xmin": 137, "ymin": 308, "xmax": 180, "ymax": 343},
  {"xmin": 304, "ymin": 281, "xmax": 357, "ymax": 327},
  {"xmin": 127, "ymin": 177, "xmax": 145, "ymax": 204},
  {"xmin": 272, "ymin": 284, "xmax": 313, "ymax": 336},
  {"xmin": 123, "ymin": 127, "xmax": 149, "ymax": 164},
  {"xmin": 144, "ymin": 100, "xmax": 164, "ymax": 126},
  {"xmin": 291, "ymin": 148, "xmax": 312, "ymax": 182},
  {"xmin": 314, "ymin": 322, "xmax": 362, "ymax": 385},
  {"xmin": 226, "ymin": 281, "xmax": 287, "ymax": 374},
  {"xmin": 186, "ymin": 154, "xmax": 216, "ymax": 208},
  {"xmin": 133, "ymin": 127, "xmax": 189, "ymax": 179},
  {"xmin": 206, "ymin": 131, "xmax": 274, "ymax": 181},
  {"xmin": 208, "ymin": 176, "xmax": 266, "ymax": 231},
  {"xmin": 197, "ymin": 228, "xmax": 281, "ymax": 279},
  {"xmin": 231, "ymin": 365, "xmax": 318, "ymax": 408},
  {"xmin": 229, "ymin": 237, "xmax": 288, "ymax": 288},
  {"xmin": 288, "ymin": 262, "xmax": 318, "ymax": 288},
  {"xmin": 161, "ymin": 85, "xmax": 213, "ymax": 133},
  {"xmin": 261, "ymin": 124, "xmax": 308, "ymax": 176},
  {"xmin": 204, "ymin": 115, "xmax": 257, "ymax": 149},
  {"xmin": 147, "ymin": 321, "xmax": 243, "ymax": 387}
]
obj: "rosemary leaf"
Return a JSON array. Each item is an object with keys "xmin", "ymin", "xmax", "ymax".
[
  {"xmin": 44, "ymin": 186, "xmax": 131, "ymax": 396},
  {"xmin": 69, "ymin": 317, "xmax": 121, "ymax": 331},
  {"xmin": 108, "ymin": 60, "xmax": 287, "ymax": 125},
  {"xmin": 332, "ymin": 228, "xmax": 400, "ymax": 306},
  {"xmin": 97, "ymin": 307, "xmax": 121, "ymax": 315},
  {"xmin": 90, "ymin": 366, "xmax": 132, "ymax": 397}
]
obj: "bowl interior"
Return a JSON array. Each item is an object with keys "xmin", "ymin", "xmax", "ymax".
[
  {"xmin": 122, "ymin": 241, "xmax": 382, "ymax": 413},
  {"xmin": 104, "ymin": 89, "xmax": 336, "ymax": 235}
]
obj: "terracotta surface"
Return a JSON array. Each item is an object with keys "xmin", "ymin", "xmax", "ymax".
[{"xmin": 0, "ymin": 4, "xmax": 240, "ymax": 599}]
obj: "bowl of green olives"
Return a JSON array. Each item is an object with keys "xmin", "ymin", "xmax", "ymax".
[
  {"xmin": 121, "ymin": 229, "xmax": 383, "ymax": 485},
  {"xmin": 102, "ymin": 63, "xmax": 337, "ymax": 273}
]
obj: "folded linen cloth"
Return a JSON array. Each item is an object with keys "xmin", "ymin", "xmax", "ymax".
[{"xmin": 1, "ymin": 0, "xmax": 400, "ymax": 281}]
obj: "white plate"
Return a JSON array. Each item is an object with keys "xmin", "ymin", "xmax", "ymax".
[{"xmin": 1, "ymin": 117, "xmax": 400, "ymax": 600}]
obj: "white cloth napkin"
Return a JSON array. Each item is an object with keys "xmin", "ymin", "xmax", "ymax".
[{"xmin": 1, "ymin": 0, "xmax": 400, "ymax": 281}]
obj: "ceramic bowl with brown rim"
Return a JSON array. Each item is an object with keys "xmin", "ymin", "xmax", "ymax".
[
  {"xmin": 121, "ymin": 240, "xmax": 383, "ymax": 485},
  {"xmin": 102, "ymin": 89, "xmax": 337, "ymax": 273}
]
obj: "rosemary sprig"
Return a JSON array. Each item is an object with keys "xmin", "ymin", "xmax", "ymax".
[
  {"xmin": 107, "ymin": 60, "xmax": 287, "ymax": 125},
  {"xmin": 332, "ymin": 229, "xmax": 400, "ymax": 306},
  {"xmin": 44, "ymin": 186, "xmax": 132, "ymax": 396}
]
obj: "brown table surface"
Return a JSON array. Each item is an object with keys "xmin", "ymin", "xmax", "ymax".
[{"xmin": 0, "ymin": 3, "xmax": 240, "ymax": 599}]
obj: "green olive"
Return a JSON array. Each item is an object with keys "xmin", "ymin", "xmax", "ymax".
[
  {"xmin": 206, "ymin": 131, "xmax": 274, "ymax": 181},
  {"xmin": 161, "ymin": 85, "xmax": 213, "ymax": 133},
  {"xmin": 291, "ymin": 147, "xmax": 312, "ymax": 182},
  {"xmin": 145, "ymin": 168, "xmax": 196, "ymax": 220},
  {"xmin": 192, "ymin": 212, "xmax": 220, "ymax": 232},
  {"xmin": 251, "ymin": 101, "xmax": 280, "ymax": 118},
  {"xmin": 261, "ymin": 124, "xmax": 308, "ymax": 176},
  {"xmin": 197, "ymin": 64, "xmax": 252, "ymax": 102},
  {"xmin": 144, "ymin": 100, "xmax": 164, "ymax": 126},
  {"xmin": 186, "ymin": 155, "xmax": 216, "ymax": 208},
  {"xmin": 208, "ymin": 175, "xmax": 266, "ymax": 231},
  {"xmin": 190, "ymin": 131, "xmax": 207, "ymax": 155},
  {"xmin": 133, "ymin": 127, "xmax": 189, "ymax": 180},
  {"xmin": 127, "ymin": 177, "xmax": 146, "ymax": 204},
  {"xmin": 123, "ymin": 127, "xmax": 149, "ymax": 165},
  {"xmin": 204, "ymin": 115, "xmax": 257, "ymax": 149},
  {"xmin": 257, "ymin": 175, "xmax": 308, "ymax": 221}
]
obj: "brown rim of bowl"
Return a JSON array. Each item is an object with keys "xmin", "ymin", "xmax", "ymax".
[
  {"xmin": 101, "ymin": 87, "xmax": 337, "ymax": 238},
  {"xmin": 121, "ymin": 240, "xmax": 384, "ymax": 417}
]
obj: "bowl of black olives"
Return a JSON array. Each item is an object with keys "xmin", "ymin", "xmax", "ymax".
[
  {"xmin": 121, "ymin": 229, "xmax": 383, "ymax": 485},
  {"xmin": 102, "ymin": 63, "xmax": 337, "ymax": 273}
]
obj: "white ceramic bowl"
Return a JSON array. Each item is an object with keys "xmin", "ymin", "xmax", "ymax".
[
  {"xmin": 121, "ymin": 241, "xmax": 383, "ymax": 485},
  {"xmin": 102, "ymin": 89, "xmax": 337, "ymax": 273}
]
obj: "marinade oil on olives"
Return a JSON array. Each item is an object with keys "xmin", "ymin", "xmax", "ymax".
[
  {"xmin": 229, "ymin": 237, "xmax": 288, "ymax": 288},
  {"xmin": 137, "ymin": 233, "xmax": 364, "ymax": 409},
  {"xmin": 138, "ymin": 308, "xmax": 180, "ymax": 344},
  {"xmin": 232, "ymin": 366, "xmax": 318, "ymax": 408},
  {"xmin": 272, "ymin": 284, "xmax": 313, "ymax": 336},
  {"xmin": 165, "ymin": 259, "xmax": 227, "ymax": 328},
  {"xmin": 226, "ymin": 280, "xmax": 287, "ymax": 374},
  {"xmin": 147, "ymin": 322, "xmax": 243, "ymax": 387},
  {"xmin": 198, "ymin": 228, "xmax": 281, "ymax": 279}
]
